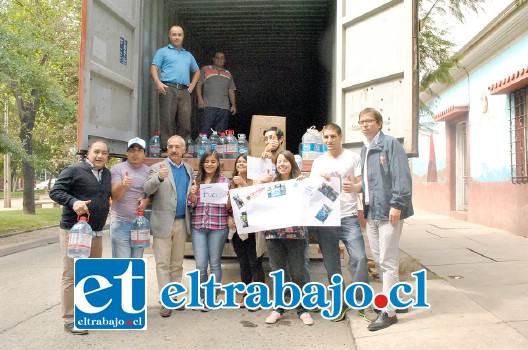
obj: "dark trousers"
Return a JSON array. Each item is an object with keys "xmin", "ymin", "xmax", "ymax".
[
  {"xmin": 159, "ymin": 88, "xmax": 191, "ymax": 149},
  {"xmin": 232, "ymin": 232, "xmax": 265, "ymax": 285},
  {"xmin": 200, "ymin": 107, "xmax": 230, "ymax": 135},
  {"xmin": 266, "ymin": 238, "xmax": 308, "ymax": 316}
]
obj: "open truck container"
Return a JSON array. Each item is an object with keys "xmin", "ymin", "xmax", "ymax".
[{"xmin": 78, "ymin": 0, "xmax": 418, "ymax": 157}]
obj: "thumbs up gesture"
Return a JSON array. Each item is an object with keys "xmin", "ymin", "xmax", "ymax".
[
  {"xmin": 121, "ymin": 170, "xmax": 132, "ymax": 187},
  {"xmin": 159, "ymin": 162, "xmax": 169, "ymax": 179}
]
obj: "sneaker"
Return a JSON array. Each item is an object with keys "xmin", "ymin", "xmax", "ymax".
[
  {"xmin": 265, "ymin": 311, "xmax": 283, "ymax": 324},
  {"xmin": 159, "ymin": 306, "xmax": 172, "ymax": 317},
  {"xmin": 200, "ymin": 299, "xmax": 211, "ymax": 312},
  {"xmin": 332, "ymin": 305, "xmax": 351, "ymax": 322},
  {"xmin": 64, "ymin": 323, "xmax": 88, "ymax": 335},
  {"xmin": 358, "ymin": 306, "xmax": 378, "ymax": 322},
  {"xmin": 299, "ymin": 312, "xmax": 314, "ymax": 326}
]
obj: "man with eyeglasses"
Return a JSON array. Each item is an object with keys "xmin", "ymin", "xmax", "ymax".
[
  {"xmin": 359, "ymin": 107, "xmax": 413, "ymax": 331},
  {"xmin": 261, "ymin": 126, "xmax": 284, "ymax": 164}
]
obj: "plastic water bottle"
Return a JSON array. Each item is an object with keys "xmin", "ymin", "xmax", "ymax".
[
  {"xmin": 238, "ymin": 134, "xmax": 248, "ymax": 155},
  {"xmin": 186, "ymin": 136, "xmax": 195, "ymax": 158},
  {"xmin": 197, "ymin": 133, "xmax": 210, "ymax": 159},
  {"xmin": 131, "ymin": 211, "xmax": 151, "ymax": 249},
  {"xmin": 294, "ymin": 154, "xmax": 303, "ymax": 170},
  {"xmin": 209, "ymin": 130, "xmax": 220, "ymax": 153},
  {"xmin": 225, "ymin": 130, "xmax": 238, "ymax": 159},
  {"xmin": 218, "ymin": 132, "xmax": 227, "ymax": 159},
  {"xmin": 149, "ymin": 130, "xmax": 161, "ymax": 158},
  {"xmin": 316, "ymin": 130, "xmax": 324, "ymax": 157},
  {"xmin": 67, "ymin": 216, "xmax": 94, "ymax": 258},
  {"xmin": 301, "ymin": 127, "xmax": 318, "ymax": 160}
]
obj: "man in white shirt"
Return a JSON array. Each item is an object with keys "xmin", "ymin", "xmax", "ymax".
[{"xmin": 310, "ymin": 123, "xmax": 376, "ymax": 322}]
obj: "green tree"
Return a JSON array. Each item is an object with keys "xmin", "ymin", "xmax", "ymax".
[
  {"xmin": 0, "ymin": 0, "xmax": 80, "ymax": 213},
  {"xmin": 418, "ymin": 0, "xmax": 487, "ymax": 118}
]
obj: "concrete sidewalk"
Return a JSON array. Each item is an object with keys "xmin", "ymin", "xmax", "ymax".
[
  {"xmin": 348, "ymin": 208, "xmax": 528, "ymax": 350},
  {"xmin": 1, "ymin": 203, "xmax": 527, "ymax": 349}
]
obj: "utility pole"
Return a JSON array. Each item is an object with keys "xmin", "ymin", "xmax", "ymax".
[{"xmin": 4, "ymin": 98, "xmax": 11, "ymax": 208}]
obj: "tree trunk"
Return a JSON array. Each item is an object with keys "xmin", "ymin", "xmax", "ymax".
[{"xmin": 12, "ymin": 82, "xmax": 38, "ymax": 214}]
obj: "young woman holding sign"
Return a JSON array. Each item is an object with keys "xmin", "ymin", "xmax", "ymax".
[
  {"xmin": 188, "ymin": 149, "xmax": 231, "ymax": 311},
  {"xmin": 228, "ymin": 153, "xmax": 266, "ymax": 307},
  {"xmin": 261, "ymin": 150, "xmax": 314, "ymax": 326}
]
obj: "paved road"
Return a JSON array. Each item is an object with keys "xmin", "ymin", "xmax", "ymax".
[{"xmin": 0, "ymin": 232, "xmax": 356, "ymax": 350}]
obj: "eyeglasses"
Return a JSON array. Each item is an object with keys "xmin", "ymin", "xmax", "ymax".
[{"xmin": 358, "ymin": 119, "xmax": 376, "ymax": 125}]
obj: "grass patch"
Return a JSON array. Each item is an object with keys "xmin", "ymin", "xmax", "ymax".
[
  {"xmin": 0, "ymin": 190, "xmax": 45, "ymax": 199},
  {"xmin": 0, "ymin": 208, "xmax": 61, "ymax": 235}
]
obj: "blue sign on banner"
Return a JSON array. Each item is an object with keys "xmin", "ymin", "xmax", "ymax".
[
  {"xmin": 119, "ymin": 37, "xmax": 128, "ymax": 65},
  {"xmin": 74, "ymin": 259, "xmax": 147, "ymax": 330}
]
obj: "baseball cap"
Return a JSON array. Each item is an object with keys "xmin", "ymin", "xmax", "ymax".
[{"xmin": 127, "ymin": 137, "xmax": 146, "ymax": 151}]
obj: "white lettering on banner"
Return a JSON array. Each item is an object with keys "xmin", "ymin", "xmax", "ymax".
[
  {"xmin": 247, "ymin": 156, "xmax": 273, "ymax": 180},
  {"xmin": 200, "ymin": 183, "xmax": 229, "ymax": 204},
  {"xmin": 229, "ymin": 177, "xmax": 341, "ymax": 234}
]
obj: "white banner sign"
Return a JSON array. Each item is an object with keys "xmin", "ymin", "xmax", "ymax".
[
  {"xmin": 229, "ymin": 177, "xmax": 341, "ymax": 234},
  {"xmin": 247, "ymin": 156, "xmax": 274, "ymax": 181},
  {"xmin": 199, "ymin": 183, "xmax": 229, "ymax": 204}
]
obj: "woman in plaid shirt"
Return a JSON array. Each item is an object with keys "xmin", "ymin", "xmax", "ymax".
[
  {"xmin": 188, "ymin": 149, "xmax": 231, "ymax": 311},
  {"xmin": 262, "ymin": 150, "xmax": 314, "ymax": 326}
]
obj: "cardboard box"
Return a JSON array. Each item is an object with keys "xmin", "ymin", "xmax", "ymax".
[{"xmin": 248, "ymin": 115, "xmax": 287, "ymax": 157}]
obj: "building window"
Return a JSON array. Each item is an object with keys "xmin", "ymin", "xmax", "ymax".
[{"xmin": 510, "ymin": 86, "xmax": 528, "ymax": 183}]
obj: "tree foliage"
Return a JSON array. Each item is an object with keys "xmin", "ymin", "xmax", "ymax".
[
  {"xmin": 0, "ymin": 0, "xmax": 80, "ymax": 213},
  {"xmin": 417, "ymin": 0, "xmax": 489, "ymax": 134},
  {"xmin": 418, "ymin": 0, "xmax": 487, "ymax": 95}
]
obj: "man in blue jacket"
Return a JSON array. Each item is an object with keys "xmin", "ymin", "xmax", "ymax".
[
  {"xmin": 359, "ymin": 108, "xmax": 414, "ymax": 331},
  {"xmin": 50, "ymin": 139, "xmax": 112, "ymax": 335}
]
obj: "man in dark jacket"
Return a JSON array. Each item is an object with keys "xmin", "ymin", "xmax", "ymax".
[
  {"xmin": 359, "ymin": 108, "xmax": 414, "ymax": 332},
  {"xmin": 49, "ymin": 139, "xmax": 111, "ymax": 335}
]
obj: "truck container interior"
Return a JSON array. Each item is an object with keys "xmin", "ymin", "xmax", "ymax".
[{"xmin": 142, "ymin": 0, "xmax": 335, "ymax": 152}]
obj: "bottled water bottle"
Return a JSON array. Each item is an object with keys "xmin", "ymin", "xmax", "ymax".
[
  {"xmin": 238, "ymin": 134, "xmax": 248, "ymax": 155},
  {"xmin": 294, "ymin": 154, "xmax": 303, "ymax": 170},
  {"xmin": 225, "ymin": 130, "xmax": 238, "ymax": 159},
  {"xmin": 218, "ymin": 132, "xmax": 227, "ymax": 159},
  {"xmin": 197, "ymin": 133, "xmax": 210, "ymax": 159},
  {"xmin": 67, "ymin": 216, "xmax": 94, "ymax": 258},
  {"xmin": 186, "ymin": 136, "xmax": 195, "ymax": 158},
  {"xmin": 149, "ymin": 130, "xmax": 161, "ymax": 158},
  {"xmin": 301, "ymin": 127, "xmax": 318, "ymax": 160},
  {"xmin": 209, "ymin": 130, "xmax": 220, "ymax": 153},
  {"xmin": 131, "ymin": 211, "xmax": 151, "ymax": 249},
  {"xmin": 316, "ymin": 130, "xmax": 324, "ymax": 157}
]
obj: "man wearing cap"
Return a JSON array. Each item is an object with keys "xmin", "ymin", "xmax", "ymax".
[{"xmin": 109, "ymin": 137, "xmax": 150, "ymax": 258}]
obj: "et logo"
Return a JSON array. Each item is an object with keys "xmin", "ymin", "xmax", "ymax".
[{"xmin": 74, "ymin": 259, "xmax": 147, "ymax": 330}]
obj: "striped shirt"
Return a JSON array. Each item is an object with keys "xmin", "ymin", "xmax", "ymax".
[{"xmin": 189, "ymin": 174, "xmax": 231, "ymax": 230}]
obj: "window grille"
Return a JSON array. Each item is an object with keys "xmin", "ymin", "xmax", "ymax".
[{"xmin": 510, "ymin": 86, "xmax": 528, "ymax": 183}]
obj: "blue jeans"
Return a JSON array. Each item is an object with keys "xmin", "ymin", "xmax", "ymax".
[
  {"xmin": 110, "ymin": 218, "xmax": 144, "ymax": 259},
  {"xmin": 317, "ymin": 216, "xmax": 369, "ymax": 300},
  {"xmin": 200, "ymin": 107, "xmax": 230, "ymax": 135},
  {"xmin": 192, "ymin": 227, "xmax": 229, "ymax": 299}
]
